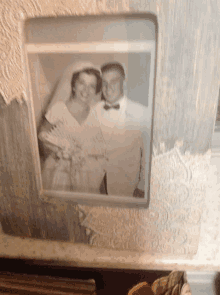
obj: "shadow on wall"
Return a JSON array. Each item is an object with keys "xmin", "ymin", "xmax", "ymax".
[{"xmin": 214, "ymin": 273, "xmax": 220, "ymax": 295}]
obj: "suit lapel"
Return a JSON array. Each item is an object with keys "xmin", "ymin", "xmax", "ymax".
[
  {"xmin": 88, "ymin": 106, "xmax": 108, "ymax": 150},
  {"xmin": 97, "ymin": 102, "xmax": 121, "ymax": 145}
]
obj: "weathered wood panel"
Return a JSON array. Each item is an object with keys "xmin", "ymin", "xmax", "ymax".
[
  {"xmin": 0, "ymin": 96, "xmax": 36, "ymax": 237},
  {"xmin": 0, "ymin": 96, "xmax": 88, "ymax": 242},
  {"xmin": 152, "ymin": 0, "xmax": 220, "ymax": 153}
]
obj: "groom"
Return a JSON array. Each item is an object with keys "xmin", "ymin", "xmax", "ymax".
[{"xmin": 95, "ymin": 62, "xmax": 151, "ymax": 198}]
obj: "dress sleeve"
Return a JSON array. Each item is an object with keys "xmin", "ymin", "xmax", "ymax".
[{"xmin": 45, "ymin": 101, "xmax": 65, "ymax": 125}]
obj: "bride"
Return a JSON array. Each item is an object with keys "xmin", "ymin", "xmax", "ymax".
[{"xmin": 38, "ymin": 61, "xmax": 107, "ymax": 193}]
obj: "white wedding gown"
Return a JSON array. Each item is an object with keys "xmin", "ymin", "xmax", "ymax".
[{"xmin": 40, "ymin": 101, "xmax": 107, "ymax": 193}]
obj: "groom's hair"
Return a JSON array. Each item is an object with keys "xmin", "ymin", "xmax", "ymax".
[
  {"xmin": 101, "ymin": 62, "xmax": 125, "ymax": 79},
  {"xmin": 71, "ymin": 68, "xmax": 102, "ymax": 96}
]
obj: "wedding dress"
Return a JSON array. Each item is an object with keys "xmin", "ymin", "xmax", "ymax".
[{"xmin": 40, "ymin": 101, "xmax": 107, "ymax": 193}]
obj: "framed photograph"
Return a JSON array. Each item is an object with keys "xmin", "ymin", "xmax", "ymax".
[
  {"xmin": 25, "ymin": 14, "xmax": 156, "ymax": 207},
  {"xmin": 0, "ymin": 0, "xmax": 220, "ymax": 271}
]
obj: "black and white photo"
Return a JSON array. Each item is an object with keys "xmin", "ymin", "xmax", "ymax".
[{"xmin": 25, "ymin": 15, "xmax": 156, "ymax": 205}]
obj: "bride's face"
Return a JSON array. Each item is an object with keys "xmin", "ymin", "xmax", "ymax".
[{"xmin": 73, "ymin": 72, "xmax": 97, "ymax": 105}]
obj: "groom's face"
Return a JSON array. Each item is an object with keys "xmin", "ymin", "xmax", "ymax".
[{"xmin": 102, "ymin": 69, "xmax": 124, "ymax": 104}]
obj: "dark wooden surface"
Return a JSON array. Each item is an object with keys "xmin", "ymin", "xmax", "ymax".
[
  {"xmin": 0, "ymin": 272, "xmax": 96, "ymax": 294},
  {"xmin": 0, "ymin": 258, "xmax": 171, "ymax": 295},
  {"xmin": 0, "ymin": 258, "xmax": 217, "ymax": 295}
]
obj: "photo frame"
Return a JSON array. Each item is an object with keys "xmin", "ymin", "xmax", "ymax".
[
  {"xmin": 25, "ymin": 14, "xmax": 156, "ymax": 207},
  {"xmin": 0, "ymin": 0, "xmax": 220, "ymax": 271}
]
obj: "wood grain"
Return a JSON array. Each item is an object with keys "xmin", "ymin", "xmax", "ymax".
[
  {"xmin": 152, "ymin": 0, "xmax": 220, "ymax": 153},
  {"xmin": 0, "ymin": 272, "xmax": 96, "ymax": 294},
  {"xmin": 0, "ymin": 95, "xmax": 88, "ymax": 242}
]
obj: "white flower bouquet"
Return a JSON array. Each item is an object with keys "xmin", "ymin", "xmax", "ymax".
[
  {"xmin": 39, "ymin": 122, "xmax": 107, "ymax": 192},
  {"xmin": 39, "ymin": 122, "xmax": 85, "ymax": 164}
]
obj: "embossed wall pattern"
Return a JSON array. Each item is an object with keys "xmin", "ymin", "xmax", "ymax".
[
  {"xmin": 0, "ymin": 0, "xmax": 152, "ymax": 104},
  {"xmin": 80, "ymin": 145, "xmax": 209, "ymax": 255}
]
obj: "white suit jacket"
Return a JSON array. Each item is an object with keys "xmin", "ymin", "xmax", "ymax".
[{"xmin": 93, "ymin": 96, "xmax": 151, "ymax": 197}]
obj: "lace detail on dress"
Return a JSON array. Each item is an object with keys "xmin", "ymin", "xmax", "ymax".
[{"xmin": 79, "ymin": 143, "xmax": 211, "ymax": 256}]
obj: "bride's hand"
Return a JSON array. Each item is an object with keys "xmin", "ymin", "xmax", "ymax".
[
  {"xmin": 39, "ymin": 130, "xmax": 61, "ymax": 156},
  {"xmin": 61, "ymin": 148, "xmax": 72, "ymax": 160},
  {"xmin": 41, "ymin": 141, "xmax": 71, "ymax": 160},
  {"xmin": 41, "ymin": 140, "xmax": 60, "ymax": 156}
]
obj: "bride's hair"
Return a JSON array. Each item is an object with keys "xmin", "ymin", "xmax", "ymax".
[
  {"xmin": 46, "ymin": 62, "xmax": 101, "ymax": 109},
  {"xmin": 71, "ymin": 68, "xmax": 102, "ymax": 97}
]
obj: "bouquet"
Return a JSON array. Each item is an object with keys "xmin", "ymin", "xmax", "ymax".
[
  {"xmin": 40, "ymin": 122, "xmax": 85, "ymax": 164},
  {"xmin": 39, "ymin": 122, "xmax": 107, "ymax": 192}
]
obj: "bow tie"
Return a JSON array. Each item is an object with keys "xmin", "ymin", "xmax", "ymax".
[{"xmin": 103, "ymin": 104, "xmax": 120, "ymax": 111}]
